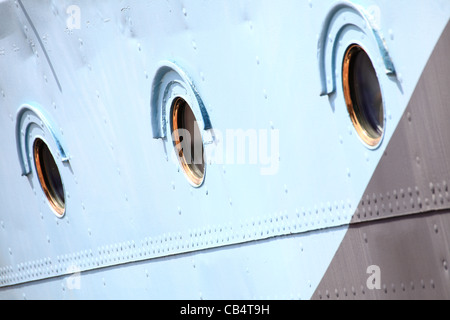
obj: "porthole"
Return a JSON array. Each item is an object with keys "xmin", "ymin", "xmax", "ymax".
[
  {"xmin": 343, "ymin": 44, "xmax": 385, "ymax": 147},
  {"xmin": 33, "ymin": 138, "xmax": 66, "ymax": 217},
  {"xmin": 171, "ymin": 97, "xmax": 205, "ymax": 187}
]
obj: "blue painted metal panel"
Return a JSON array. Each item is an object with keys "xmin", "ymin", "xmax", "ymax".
[{"xmin": 0, "ymin": 0, "xmax": 449, "ymax": 299}]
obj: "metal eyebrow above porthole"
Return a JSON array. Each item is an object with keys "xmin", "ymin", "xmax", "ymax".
[
  {"xmin": 317, "ymin": 2, "xmax": 398, "ymax": 149},
  {"xmin": 16, "ymin": 104, "xmax": 69, "ymax": 217},
  {"xmin": 151, "ymin": 61, "xmax": 212, "ymax": 187},
  {"xmin": 317, "ymin": 2, "xmax": 396, "ymax": 96}
]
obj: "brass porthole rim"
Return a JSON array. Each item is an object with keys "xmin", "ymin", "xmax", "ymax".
[
  {"xmin": 343, "ymin": 44, "xmax": 385, "ymax": 148},
  {"xmin": 33, "ymin": 138, "xmax": 66, "ymax": 217},
  {"xmin": 171, "ymin": 97, "xmax": 206, "ymax": 188}
]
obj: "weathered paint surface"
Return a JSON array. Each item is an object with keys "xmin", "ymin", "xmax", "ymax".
[{"xmin": 0, "ymin": 0, "xmax": 449, "ymax": 299}]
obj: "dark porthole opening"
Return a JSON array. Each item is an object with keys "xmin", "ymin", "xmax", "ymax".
[
  {"xmin": 33, "ymin": 138, "xmax": 66, "ymax": 217},
  {"xmin": 171, "ymin": 97, "xmax": 205, "ymax": 187},
  {"xmin": 343, "ymin": 44, "xmax": 385, "ymax": 147}
]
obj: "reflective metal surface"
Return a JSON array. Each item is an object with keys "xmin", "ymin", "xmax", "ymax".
[
  {"xmin": 343, "ymin": 44, "xmax": 384, "ymax": 148},
  {"xmin": 171, "ymin": 97, "xmax": 205, "ymax": 187},
  {"xmin": 33, "ymin": 138, "xmax": 65, "ymax": 217}
]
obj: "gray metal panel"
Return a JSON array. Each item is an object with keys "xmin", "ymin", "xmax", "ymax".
[
  {"xmin": 353, "ymin": 21, "xmax": 450, "ymax": 224},
  {"xmin": 315, "ymin": 211, "xmax": 450, "ymax": 300},
  {"xmin": 314, "ymin": 22, "xmax": 450, "ymax": 299}
]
